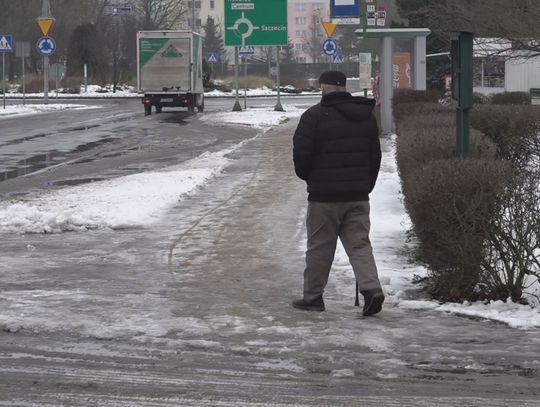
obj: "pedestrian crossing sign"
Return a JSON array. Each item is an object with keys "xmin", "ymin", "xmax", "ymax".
[
  {"xmin": 332, "ymin": 54, "xmax": 344, "ymax": 64},
  {"xmin": 208, "ymin": 53, "xmax": 219, "ymax": 63},
  {"xmin": 0, "ymin": 35, "xmax": 13, "ymax": 53}
]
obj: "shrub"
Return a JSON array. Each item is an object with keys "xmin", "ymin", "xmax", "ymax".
[
  {"xmin": 473, "ymin": 92, "xmax": 491, "ymax": 104},
  {"xmin": 471, "ymin": 105, "xmax": 540, "ymax": 165},
  {"xmin": 396, "ymin": 111, "xmax": 497, "ymax": 183},
  {"xmin": 481, "ymin": 169, "xmax": 540, "ymax": 303},
  {"xmin": 392, "ymin": 89, "xmax": 440, "ymax": 107},
  {"xmin": 404, "ymin": 158, "xmax": 511, "ymax": 301},
  {"xmin": 393, "ymin": 102, "xmax": 451, "ymax": 122},
  {"xmin": 491, "ymin": 91, "xmax": 531, "ymax": 105}
]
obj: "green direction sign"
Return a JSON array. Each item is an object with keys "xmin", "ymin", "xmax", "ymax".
[{"xmin": 225, "ymin": 0, "xmax": 288, "ymax": 46}]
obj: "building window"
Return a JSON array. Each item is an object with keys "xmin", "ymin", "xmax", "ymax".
[
  {"xmin": 296, "ymin": 3, "xmax": 306, "ymax": 12},
  {"xmin": 210, "ymin": 0, "xmax": 215, "ymax": 9},
  {"xmin": 296, "ymin": 30, "xmax": 306, "ymax": 38},
  {"xmin": 295, "ymin": 17, "xmax": 306, "ymax": 25}
]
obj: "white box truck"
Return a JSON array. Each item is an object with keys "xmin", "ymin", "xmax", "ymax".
[{"xmin": 137, "ymin": 31, "xmax": 204, "ymax": 116}]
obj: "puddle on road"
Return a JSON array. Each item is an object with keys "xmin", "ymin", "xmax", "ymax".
[
  {"xmin": 162, "ymin": 113, "xmax": 190, "ymax": 125},
  {"xmin": 0, "ymin": 137, "xmax": 117, "ymax": 183},
  {"xmin": 50, "ymin": 178, "xmax": 105, "ymax": 187}
]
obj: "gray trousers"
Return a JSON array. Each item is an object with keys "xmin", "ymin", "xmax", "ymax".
[{"xmin": 303, "ymin": 201, "xmax": 381, "ymax": 302}]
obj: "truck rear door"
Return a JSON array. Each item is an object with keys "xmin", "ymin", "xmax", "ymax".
[{"xmin": 139, "ymin": 35, "xmax": 191, "ymax": 93}]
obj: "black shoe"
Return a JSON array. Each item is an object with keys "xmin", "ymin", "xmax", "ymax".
[
  {"xmin": 292, "ymin": 297, "xmax": 325, "ymax": 312},
  {"xmin": 361, "ymin": 289, "xmax": 384, "ymax": 316}
]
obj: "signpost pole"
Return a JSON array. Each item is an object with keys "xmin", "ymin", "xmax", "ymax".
[
  {"xmin": 243, "ymin": 56, "xmax": 247, "ymax": 110},
  {"xmin": 362, "ymin": 0, "xmax": 368, "ymax": 97},
  {"xmin": 2, "ymin": 53, "xmax": 5, "ymax": 109},
  {"xmin": 22, "ymin": 43, "xmax": 26, "ymax": 106},
  {"xmin": 232, "ymin": 46, "xmax": 242, "ymax": 111},
  {"xmin": 274, "ymin": 46, "xmax": 284, "ymax": 112},
  {"xmin": 41, "ymin": 0, "xmax": 51, "ymax": 105},
  {"xmin": 84, "ymin": 64, "xmax": 88, "ymax": 93}
]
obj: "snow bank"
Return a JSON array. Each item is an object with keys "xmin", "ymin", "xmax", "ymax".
[
  {"xmin": 200, "ymin": 104, "xmax": 305, "ymax": 131},
  {"xmin": 0, "ymin": 103, "xmax": 100, "ymax": 119},
  {"xmin": 0, "ymin": 150, "xmax": 231, "ymax": 233}
]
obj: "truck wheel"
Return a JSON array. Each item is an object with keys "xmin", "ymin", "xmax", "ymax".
[
  {"xmin": 144, "ymin": 105, "xmax": 152, "ymax": 116},
  {"xmin": 156, "ymin": 106, "xmax": 162, "ymax": 113}
]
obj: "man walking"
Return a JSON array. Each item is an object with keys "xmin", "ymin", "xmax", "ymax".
[{"xmin": 292, "ymin": 71, "xmax": 384, "ymax": 316}]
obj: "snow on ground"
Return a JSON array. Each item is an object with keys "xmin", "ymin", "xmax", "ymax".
[
  {"xmin": 4, "ymin": 85, "xmax": 319, "ymax": 99},
  {"xmin": 0, "ymin": 105, "xmax": 538, "ymax": 329},
  {"xmin": 204, "ymin": 86, "xmax": 321, "ymax": 98},
  {"xmin": 0, "ymin": 103, "xmax": 100, "ymax": 119},
  {"xmin": 200, "ymin": 104, "xmax": 306, "ymax": 130},
  {"xmin": 0, "ymin": 151, "xmax": 233, "ymax": 233}
]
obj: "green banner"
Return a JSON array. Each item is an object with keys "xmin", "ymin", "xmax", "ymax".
[
  {"xmin": 225, "ymin": 0, "xmax": 288, "ymax": 46},
  {"xmin": 139, "ymin": 38, "xmax": 168, "ymax": 67}
]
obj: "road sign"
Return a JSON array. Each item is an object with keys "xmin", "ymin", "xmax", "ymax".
[
  {"xmin": 112, "ymin": 6, "xmax": 132, "ymax": 14},
  {"xmin": 36, "ymin": 36, "xmax": 56, "ymax": 56},
  {"xmin": 331, "ymin": 0, "xmax": 361, "ymax": 25},
  {"xmin": 239, "ymin": 45, "xmax": 256, "ymax": 56},
  {"xmin": 359, "ymin": 52, "xmax": 372, "ymax": 89},
  {"xmin": 208, "ymin": 53, "xmax": 219, "ymax": 63},
  {"xmin": 15, "ymin": 42, "xmax": 30, "ymax": 58},
  {"xmin": 376, "ymin": 6, "xmax": 387, "ymax": 27},
  {"xmin": 322, "ymin": 22, "xmax": 337, "ymax": 38},
  {"xmin": 37, "ymin": 18, "xmax": 55, "ymax": 36},
  {"xmin": 50, "ymin": 63, "xmax": 66, "ymax": 80},
  {"xmin": 323, "ymin": 39, "xmax": 338, "ymax": 56},
  {"xmin": 0, "ymin": 35, "xmax": 13, "ymax": 53},
  {"xmin": 332, "ymin": 54, "xmax": 344, "ymax": 64},
  {"xmin": 225, "ymin": 0, "xmax": 288, "ymax": 46}
]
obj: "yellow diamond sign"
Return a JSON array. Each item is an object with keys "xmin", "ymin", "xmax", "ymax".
[{"xmin": 37, "ymin": 18, "xmax": 55, "ymax": 36}]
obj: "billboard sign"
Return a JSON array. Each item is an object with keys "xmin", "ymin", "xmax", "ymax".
[
  {"xmin": 225, "ymin": 0, "xmax": 288, "ymax": 46},
  {"xmin": 331, "ymin": 0, "xmax": 361, "ymax": 25}
]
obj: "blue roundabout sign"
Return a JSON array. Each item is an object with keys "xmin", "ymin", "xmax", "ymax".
[
  {"xmin": 322, "ymin": 39, "xmax": 338, "ymax": 56},
  {"xmin": 36, "ymin": 36, "xmax": 56, "ymax": 56}
]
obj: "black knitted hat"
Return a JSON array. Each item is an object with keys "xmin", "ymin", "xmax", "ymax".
[{"xmin": 318, "ymin": 70, "xmax": 347, "ymax": 86}]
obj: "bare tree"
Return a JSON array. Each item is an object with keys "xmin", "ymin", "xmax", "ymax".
[
  {"xmin": 132, "ymin": 0, "xmax": 188, "ymax": 30},
  {"xmin": 303, "ymin": 15, "xmax": 324, "ymax": 63},
  {"xmin": 423, "ymin": 0, "xmax": 540, "ymax": 58}
]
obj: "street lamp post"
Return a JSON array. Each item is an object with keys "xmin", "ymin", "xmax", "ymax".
[{"xmin": 192, "ymin": 0, "xmax": 196, "ymax": 31}]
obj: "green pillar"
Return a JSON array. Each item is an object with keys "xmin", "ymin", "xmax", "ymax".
[{"xmin": 451, "ymin": 31, "xmax": 474, "ymax": 159}]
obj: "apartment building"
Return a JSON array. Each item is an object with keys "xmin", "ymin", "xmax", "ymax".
[
  {"xmin": 288, "ymin": 0, "xmax": 330, "ymax": 62},
  {"xmin": 198, "ymin": 0, "xmax": 225, "ymax": 28}
]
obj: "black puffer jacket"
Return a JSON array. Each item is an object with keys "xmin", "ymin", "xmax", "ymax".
[{"xmin": 293, "ymin": 91, "xmax": 381, "ymax": 202}]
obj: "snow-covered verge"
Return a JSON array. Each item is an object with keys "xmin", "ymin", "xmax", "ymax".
[
  {"xmin": 0, "ymin": 103, "xmax": 100, "ymax": 119},
  {"xmin": 3, "ymin": 85, "xmax": 320, "ymax": 99},
  {"xmin": 204, "ymin": 86, "xmax": 320, "ymax": 98},
  {"xmin": 0, "ymin": 150, "xmax": 232, "ymax": 234},
  {"xmin": 0, "ymin": 106, "xmax": 538, "ymax": 329},
  {"xmin": 199, "ymin": 104, "xmax": 306, "ymax": 130}
]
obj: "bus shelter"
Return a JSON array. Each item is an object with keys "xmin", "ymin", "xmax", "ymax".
[{"xmin": 355, "ymin": 28, "xmax": 431, "ymax": 134}]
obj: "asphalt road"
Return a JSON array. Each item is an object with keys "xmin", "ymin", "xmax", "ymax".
[
  {"xmin": 0, "ymin": 96, "xmax": 308, "ymax": 196},
  {"xmin": 1, "ymin": 99, "xmax": 539, "ymax": 406}
]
